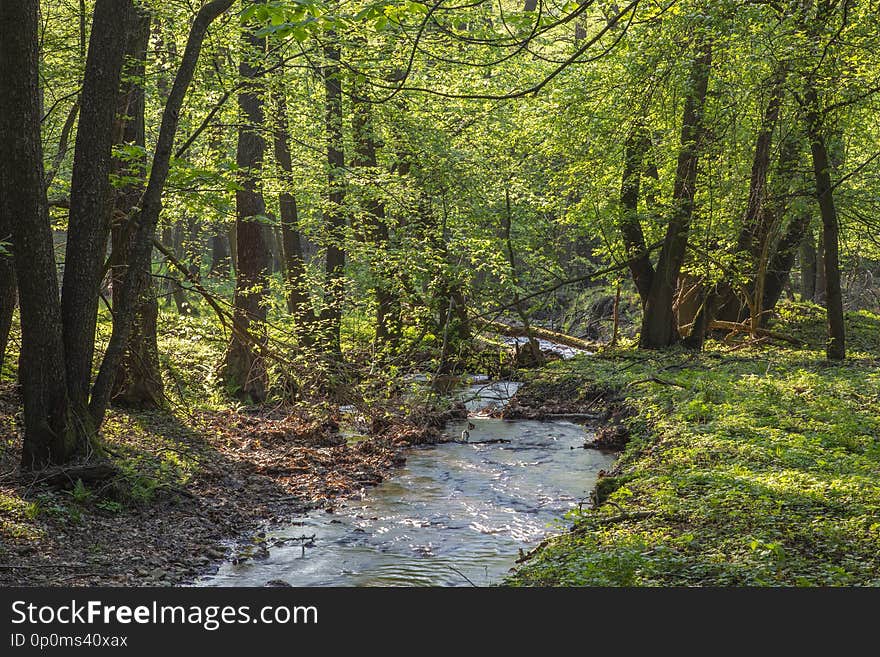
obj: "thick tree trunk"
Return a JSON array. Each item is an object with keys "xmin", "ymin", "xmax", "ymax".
[
  {"xmin": 88, "ymin": 0, "xmax": 236, "ymax": 428},
  {"xmin": 805, "ymin": 85, "xmax": 845, "ymax": 360},
  {"xmin": 800, "ymin": 231, "xmax": 817, "ymax": 301},
  {"xmin": 0, "ymin": 0, "xmax": 79, "ymax": 468},
  {"xmin": 619, "ymin": 122, "xmax": 655, "ymax": 304},
  {"xmin": 220, "ymin": 0, "xmax": 270, "ymax": 402},
  {"xmin": 61, "ymin": 0, "xmax": 132, "ymax": 413},
  {"xmin": 109, "ymin": 8, "xmax": 163, "ymax": 407},
  {"xmin": 272, "ymin": 80, "xmax": 316, "ymax": 341},
  {"xmin": 320, "ymin": 39, "xmax": 346, "ymax": 356},
  {"xmin": 640, "ymin": 42, "xmax": 712, "ymax": 349}
]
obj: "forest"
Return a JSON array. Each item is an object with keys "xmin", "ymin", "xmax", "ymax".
[{"xmin": 1, "ymin": 0, "xmax": 879, "ymax": 587}]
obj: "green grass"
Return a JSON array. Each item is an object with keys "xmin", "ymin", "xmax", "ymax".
[{"xmin": 509, "ymin": 308, "xmax": 880, "ymax": 586}]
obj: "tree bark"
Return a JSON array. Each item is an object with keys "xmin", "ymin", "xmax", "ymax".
[
  {"xmin": 639, "ymin": 41, "xmax": 712, "ymax": 349},
  {"xmin": 61, "ymin": 0, "xmax": 132, "ymax": 413},
  {"xmin": 88, "ymin": 0, "xmax": 236, "ymax": 428},
  {"xmin": 805, "ymin": 84, "xmax": 845, "ymax": 360},
  {"xmin": 0, "ymin": 0, "xmax": 79, "ymax": 468},
  {"xmin": 109, "ymin": 7, "xmax": 163, "ymax": 407},
  {"xmin": 220, "ymin": 0, "xmax": 270, "ymax": 402},
  {"xmin": 320, "ymin": 39, "xmax": 346, "ymax": 356}
]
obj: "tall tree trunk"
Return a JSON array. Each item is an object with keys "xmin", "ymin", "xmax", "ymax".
[
  {"xmin": 88, "ymin": 0, "xmax": 236, "ymax": 428},
  {"xmin": 320, "ymin": 39, "xmax": 346, "ymax": 356},
  {"xmin": 639, "ymin": 41, "xmax": 712, "ymax": 349},
  {"xmin": 220, "ymin": 0, "xmax": 270, "ymax": 402},
  {"xmin": 0, "ymin": 0, "xmax": 78, "ymax": 468},
  {"xmin": 110, "ymin": 7, "xmax": 163, "ymax": 407},
  {"xmin": 272, "ymin": 79, "xmax": 316, "ymax": 341},
  {"xmin": 619, "ymin": 121, "xmax": 655, "ymax": 304},
  {"xmin": 805, "ymin": 84, "xmax": 845, "ymax": 360},
  {"xmin": 800, "ymin": 231, "xmax": 817, "ymax": 301},
  {"xmin": 61, "ymin": 0, "xmax": 132, "ymax": 416}
]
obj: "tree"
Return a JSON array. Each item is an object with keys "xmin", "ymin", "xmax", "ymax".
[
  {"xmin": 0, "ymin": 0, "xmax": 77, "ymax": 468},
  {"xmin": 639, "ymin": 40, "xmax": 713, "ymax": 349},
  {"xmin": 220, "ymin": 0, "xmax": 271, "ymax": 402},
  {"xmin": 109, "ymin": 6, "xmax": 164, "ymax": 406},
  {"xmin": 61, "ymin": 0, "xmax": 132, "ymax": 421}
]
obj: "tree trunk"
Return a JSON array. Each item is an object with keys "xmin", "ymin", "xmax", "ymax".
[
  {"xmin": 735, "ymin": 69, "xmax": 787, "ymax": 260},
  {"xmin": 320, "ymin": 39, "xmax": 346, "ymax": 356},
  {"xmin": 88, "ymin": 0, "xmax": 236, "ymax": 429},
  {"xmin": 815, "ymin": 234, "xmax": 827, "ymax": 304},
  {"xmin": 351, "ymin": 79, "xmax": 399, "ymax": 351},
  {"xmin": 619, "ymin": 122, "xmax": 654, "ymax": 304},
  {"xmin": 639, "ymin": 41, "xmax": 712, "ymax": 349},
  {"xmin": 0, "ymin": 220, "xmax": 16, "ymax": 376},
  {"xmin": 272, "ymin": 78, "xmax": 316, "ymax": 341},
  {"xmin": 0, "ymin": 0, "xmax": 79, "ymax": 468},
  {"xmin": 209, "ymin": 232, "xmax": 231, "ymax": 278},
  {"xmin": 169, "ymin": 222, "xmax": 191, "ymax": 313},
  {"xmin": 800, "ymin": 231, "xmax": 817, "ymax": 301},
  {"xmin": 220, "ymin": 0, "xmax": 270, "ymax": 402},
  {"xmin": 761, "ymin": 213, "xmax": 812, "ymax": 316},
  {"xmin": 109, "ymin": 7, "xmax": 163, "ymax": 407},
  {"xmin": 805, "ymin": 84, "xmax": 845, "ymax": 360},
  {"xmin": 61, "ymin": 0, "xmax": 132, "ymax": 414}
]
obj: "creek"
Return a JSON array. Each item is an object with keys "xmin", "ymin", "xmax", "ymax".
[{"xmin": 199, "ymin": 380, "xmax": 614, "ymax": 587}]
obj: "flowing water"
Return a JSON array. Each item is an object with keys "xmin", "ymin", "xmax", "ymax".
[{"xmin": 199, "ymin": 381, "xmax": 614, "ymax": 587}]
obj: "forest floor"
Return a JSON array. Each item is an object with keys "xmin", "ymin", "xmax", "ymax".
[
  {"xmin": 0, "ymin": 392, "xmax": 422, "ymax": 586},
  {"xmin": 508, "ymin": 304, "xmax": 880, "ymax": 586},
  {"xmin": 0, "ymin": 311, "xmax": 459, "ymax": 586}
]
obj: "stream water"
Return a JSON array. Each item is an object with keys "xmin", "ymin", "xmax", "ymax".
[{"xmin": 199, "ymin": 381, "xmax": 614, "ymax": 587}]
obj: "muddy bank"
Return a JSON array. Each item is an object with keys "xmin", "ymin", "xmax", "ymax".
[
  {"xmin": 0, "ymin": 383, "xmax": 445, "ymax": 587},
  {"xmin": 500, "ymin": 378, "xmax": 633, "ymax": 451}
]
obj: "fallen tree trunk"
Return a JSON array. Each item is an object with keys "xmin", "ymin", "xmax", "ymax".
[
  {"xmin": 479, "ymin": 320, "xmax": 596, "ymax": 351},
  {"xmin": 710, "ymin": 320, "xmax": 802, "ymax": 345}
]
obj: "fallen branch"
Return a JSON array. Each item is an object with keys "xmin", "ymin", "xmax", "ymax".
[
  {"xmin": 478, "ymin": 319, "xmax": 596, "ymax": 351},
  {"xmin": 709, "ymin": 320, "xmax": 802, "ymax": 345}
]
